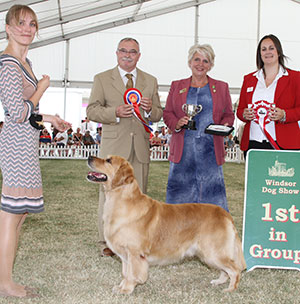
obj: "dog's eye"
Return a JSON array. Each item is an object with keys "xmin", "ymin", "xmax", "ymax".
[{"xmin": 106, "ymin": 158, "xmax": 112, "ymax": 164}]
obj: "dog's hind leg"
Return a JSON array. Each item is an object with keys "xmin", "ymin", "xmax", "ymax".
[
  {"xmin": 204, "ymin": 255, "xmax": 241, "ymax": 292},
  {"xmin": 115, "ymin": 251, "xmax": 149, "ymax": 294},
  {"xmin": 223, "ymin": 265, "xmax": 240, "ymax": 292},
  {"xmin": 216, "ymin": 258, "xmax": 241, "ymax": 292},
  {"xmin": 210, "ymin": 270, "xmax": 228, "ymax": 286}
]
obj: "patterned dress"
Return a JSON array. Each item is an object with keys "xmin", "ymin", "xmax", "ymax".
[
  {"xmin": 166, "ymin": 84, "xmax": 229, "ymax": 212},
  {"xmin": 0, "ymin": 54, "xmax": 44, "ymax": 214}
]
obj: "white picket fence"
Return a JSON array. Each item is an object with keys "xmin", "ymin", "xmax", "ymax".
[
  {"xmin": 39, "ymin": 144, "xmax": 100, "ymax": 159},
  {"xmin": 148, "ymin": 145, "xmax": 244, "ymax": 163},
  {"xmin": 39, "ymin": 144, "xmax": 244, "ymax": 163},
  {"xmin": 225, "ymin": 145, "xmax": 245, "ymax": 163}
]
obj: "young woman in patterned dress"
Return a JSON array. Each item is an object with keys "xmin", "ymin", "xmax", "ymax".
[{"xmin": 0, "ymin": 5, "xmax": 71, "ymax": 298}]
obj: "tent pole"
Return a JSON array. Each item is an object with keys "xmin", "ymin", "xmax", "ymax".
[
  {"xmin": 63, "ymin": 39, "xmax": 70, "ymax": 120},
  {"xmin": 194, "ymin": 5, "xmax": 199, "ymax": 44},
  {"xmin": 257, "ymin": 0, "xmax": 261, "ymax": 44}
]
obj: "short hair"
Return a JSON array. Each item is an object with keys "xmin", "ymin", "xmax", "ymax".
[
  {"xmin": 117, "ymin": 37, "xmax": 140, "ymax": 51},
  {"xmin": 5, "ymin": 5, "xmax": 38, "ymax": 39},
  {"xmin": 188, "ymin": 44, "xmax": 215, "ymax": 69},
  {"xmin": 256, "ymin": 34, "xmax": 287, "ymax": 70}
]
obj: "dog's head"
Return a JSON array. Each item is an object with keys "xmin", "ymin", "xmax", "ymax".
[{"xmin": 87, "ymin": 155, "xmax": 135, "ymax": 190}]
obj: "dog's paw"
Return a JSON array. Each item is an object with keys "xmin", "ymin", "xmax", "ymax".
[
  {"xmin": 210, "ymin": 272, "xmax": 228, "ymax": 286},
  {"xmin": 112, "ymin": 285, "xmax": 122, "ymax": 294},
  {"xmin": 222, "ymin": 286, "xmax": 235, "ymax": 292},
  {"xmin": 210, "ymin": 279, "xmax": 220, "ymax": 286},
  {"xmin": 112, "ymin": 284, "xmax": 134, "ymax": 295},
  {"xmin": 210, "ymin": 279, "xmax": 226, "ymax": 286}
]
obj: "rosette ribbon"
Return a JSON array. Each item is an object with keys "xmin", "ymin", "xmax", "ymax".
[
  {"xmin": 250, "ymin": 100, "xmax": 280, "ymax": 150},
  {"xmin": 124, "ymin": 89, "xmax": 153, "ymax": 133}
]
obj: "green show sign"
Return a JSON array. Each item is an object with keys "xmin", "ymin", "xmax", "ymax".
[{"xmin": 242, "ymin": 149, "xmax": 300, "ymax": 271}]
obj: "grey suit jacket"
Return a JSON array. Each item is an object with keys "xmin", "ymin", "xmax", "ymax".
[{"xmin": 87, "ymin": 66, "xmax": 163, "ymax": 163}]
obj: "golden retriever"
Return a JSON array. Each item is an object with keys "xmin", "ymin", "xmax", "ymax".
[{"xmin": 87, "ymin": 155, "xmax": 246, "ymax": 294}]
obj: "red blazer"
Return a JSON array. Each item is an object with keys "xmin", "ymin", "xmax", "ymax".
[
  {"xmin": 163, "ymin": 76, "xmax": 234, "ymax": 166},
  {"xmin": 237, "ymin": 69, "xmax": 300, "ymax": 151}
]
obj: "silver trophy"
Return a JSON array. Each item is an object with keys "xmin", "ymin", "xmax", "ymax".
[{"xmin": 182, "ymin": 104, "xmax": 202, "ymax": 130}]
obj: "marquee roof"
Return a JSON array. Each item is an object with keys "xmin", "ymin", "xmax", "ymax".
[{"xmin": 1, "ymin": 0, "xmax": 300, "ymax": 122}]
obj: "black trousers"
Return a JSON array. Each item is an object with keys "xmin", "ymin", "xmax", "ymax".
[{"xmin": 244, "ymin": 140, "xmax": 282, "ymax": 159}]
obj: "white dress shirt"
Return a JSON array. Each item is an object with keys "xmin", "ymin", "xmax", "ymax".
[{"xmin": 250, "ymin": 66, "xmax": 288, "ymax": 142}]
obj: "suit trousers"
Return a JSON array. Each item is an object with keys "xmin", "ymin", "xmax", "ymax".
[{"xmin": 97, "ymin": 144, "xmax": 149, "ymax": 242}]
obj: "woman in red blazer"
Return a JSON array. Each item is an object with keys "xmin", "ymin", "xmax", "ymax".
[
  {"xmin": 237, "ymin": 34, "xmax": 300, "ymax": 155},
  {"xmin": 163, "ymin": 44, "xmax": 234, "ymax": 212}
]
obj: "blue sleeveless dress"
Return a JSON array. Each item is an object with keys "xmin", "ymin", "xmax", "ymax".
[{"xmin": 166, "ymin": 84, "xmax": 228, "ymax": 212}]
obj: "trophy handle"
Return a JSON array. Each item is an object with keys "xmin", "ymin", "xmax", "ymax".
[{"xmin": 195, "ymin": 105, "xmax": 202, "ymax": 114}]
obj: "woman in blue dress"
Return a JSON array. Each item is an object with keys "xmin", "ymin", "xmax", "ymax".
[{"xmin": 163, "ymin": 44, "xmax": 234, "ymax": 212}]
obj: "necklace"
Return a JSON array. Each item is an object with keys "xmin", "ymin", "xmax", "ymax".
[
  {"xmin": 191, "ymin": 81, "xmax": 208, "ymax": 88},
  {"xmin": 191, "ymin": 77, "xmax": 208, "ymax": 88}
]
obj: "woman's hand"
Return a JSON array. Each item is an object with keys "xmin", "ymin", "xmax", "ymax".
[
  {"xmin": 37, "ymin": 75, "xmax": 50, "ymax": 93},
  {"xmin": 52, "ymin": 116, "xmax": 72, "ymax": 132},
  {"xmin": 242, "ymin": 108, "xmax": 255, "ymax": 121},
  {"xmin": 269, "ymin": 107, "xmax": 286, "ymax": 121},
  {"xmin": 175, "ymin": 116, "xmax": 189, "ymax": 130},
  {"xmin": 43, "ymin": 114, "xmax": 71, "ymax": 132},
  {"xmin": 30, "ymin": 75, "xmax": 50, "ymax": 109}
]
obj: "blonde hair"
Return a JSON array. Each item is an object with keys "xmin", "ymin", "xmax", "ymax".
[
  {"xmin": 188, "ymin": 44, "xmax": 215, "ymax": 69},
  {"xmin": 5, "ymin": 5, "xmax": 38, "ymax": 39}
]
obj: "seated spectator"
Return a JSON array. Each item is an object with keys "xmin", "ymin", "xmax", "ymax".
[
  {"xmin": 53, "ymin": 130, "xmax": 68, "ymax": 156},
  {"xmin": 158, "ymin": 126, "xmax": 168, "ymax": 145},
  {"xmin": 149, "ymin": 131, "xmax": 154, "ymax": 147},
  {"xmin": 54, "ymin": 130, "xmax": 68, "ymax": 147},
  {"xmin": 224, "ymin": 134, "xmax": 234, "ymax": 149},
  {"xmin": 73, "ymin": 127, "xmax": 83, "ymax": 146},
  {"xmin": 83, "ymin": 130, "xmax": 95, "ymax": 146},
  {"xmin": 95, "ymin": 127, "xmax": 102, "ymax": 145},
  {"xmin": 66, "ymin": 128, "xmax": 74, "ymax": 146},
  {"xmin": 150, "ymin": 131, "xmax": 162, "ymax": 147},
  {"xmin": 39, "ymin": 128, "xmax": 51, "ymax": 144}
]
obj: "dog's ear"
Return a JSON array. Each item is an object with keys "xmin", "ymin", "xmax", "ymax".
[{"xmin": 111, "ymin": 161, "xmax": 135, "ymax": 188}]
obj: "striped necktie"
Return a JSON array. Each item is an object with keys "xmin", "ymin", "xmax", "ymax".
[{"xmin": 125, "ymin": 73, "xmax": 133, "ymax": 89}]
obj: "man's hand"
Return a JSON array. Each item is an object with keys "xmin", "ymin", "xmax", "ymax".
[
  {"xmin": 140, "ymin": 97, "xmax": 152, "ymax": 113},
  {"xmin": 116, "ymin": 104, "xmax": 134, "ymax": 118}
]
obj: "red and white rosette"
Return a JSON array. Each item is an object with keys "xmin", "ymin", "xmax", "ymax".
[
  {"xmin": 250, "ymin": 100, "xmax": 280, "ymax": 150},
  {"xmin": 124, "ymin": 88, "xmax": 153, "ymax": 133}
]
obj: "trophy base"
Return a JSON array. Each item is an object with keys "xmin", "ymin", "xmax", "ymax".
[{"xmin": 182, "ymin": 120, "xmax": 197, "ymax": 130}]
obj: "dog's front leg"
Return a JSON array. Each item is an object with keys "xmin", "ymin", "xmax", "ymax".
[{"xmin": 114, "ymin": 251, "xmax": 149, "ymax": 294}]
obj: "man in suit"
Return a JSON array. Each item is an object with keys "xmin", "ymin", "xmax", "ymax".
[{"xmin": 87, "ymin": 37, "xmax": 163, "ymax": 256}]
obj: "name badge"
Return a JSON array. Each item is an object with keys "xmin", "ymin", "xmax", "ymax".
[{"xmin": 247, "ymin": 87, "xmax": 254, "ymax": 93}]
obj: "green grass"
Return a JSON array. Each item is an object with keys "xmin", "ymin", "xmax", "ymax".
[{"xmin": 0, "ymin": 160, "xmax": 299, "ymax": 304}]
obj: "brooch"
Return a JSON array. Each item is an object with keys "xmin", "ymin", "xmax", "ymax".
[{"xmin": 179, "ymin": 88, "xmax": 187, "ymax": 94}]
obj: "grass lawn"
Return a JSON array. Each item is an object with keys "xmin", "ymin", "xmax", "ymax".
[{"xmin": 0, "ymin": 160, "xmax": 299, "ymax": 304}]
